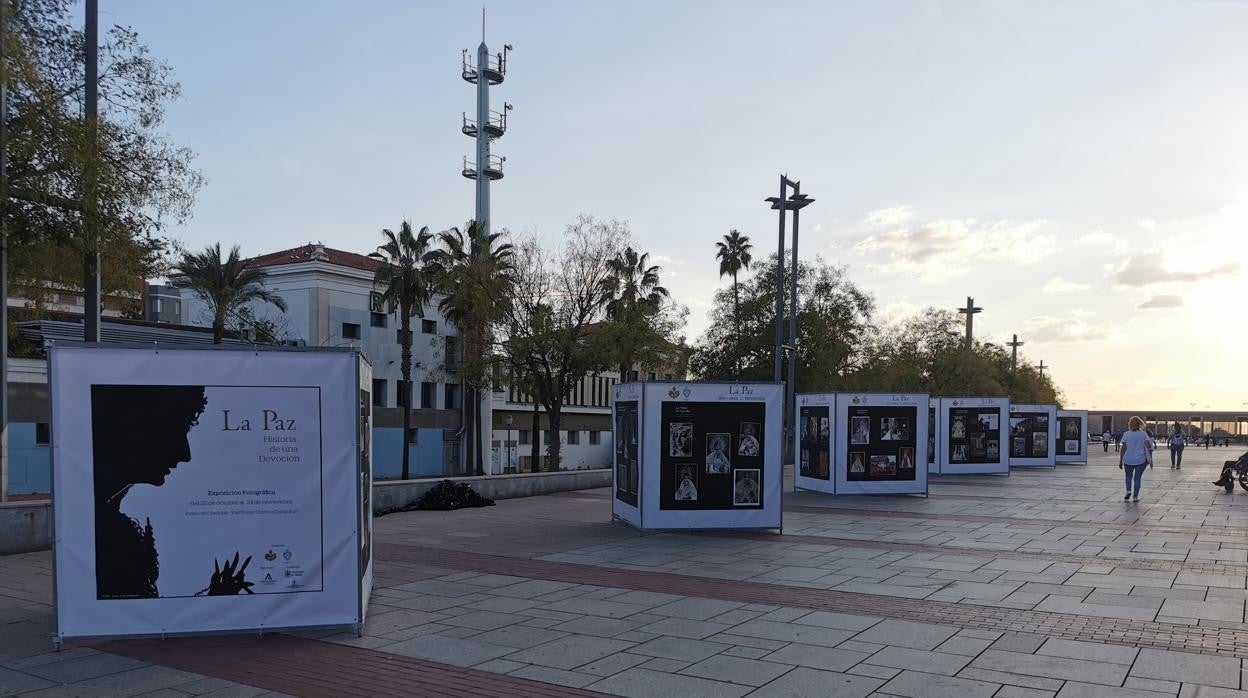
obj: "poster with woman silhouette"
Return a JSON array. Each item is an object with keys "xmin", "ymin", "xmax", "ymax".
[
  {"xmin": 92, "ymin": 384, "xmax": 324, "ymax": 599},
  {"xmin": 52, "ymin": 346, "xmax": 368, "ymax": 642}
]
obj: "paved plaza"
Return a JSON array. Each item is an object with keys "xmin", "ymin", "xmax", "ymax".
[{"xmin": 5, "ymin": 446, "xmax": 1248, "ymax": 696}]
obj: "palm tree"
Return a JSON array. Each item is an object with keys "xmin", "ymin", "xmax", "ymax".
[
  {"xmin": 428, "ymin": 220, "xmax": 515, "ymax": 476},
  {"xmin": 602, "ymin": 246, "xmax": 668, "ymax": 382},
  {"xmin": 370, "ymin": 222, "xmax": 435, "ymax": 481},
  {"xmin": 175, "ymin": 243, "xmax": 288, "ymax": 344},
  {"xmin": 715, "ymin": 230, "xmax": 752, "ymax": 376}
]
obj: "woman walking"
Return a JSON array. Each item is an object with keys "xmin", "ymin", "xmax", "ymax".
[
  {"xmin": 1169, "ymin": 425, "xmax": 1186, "ymax": 469},
  {"xmin": 1119, "ymin": 416, "xmax": 1154, "ymax": 502}
]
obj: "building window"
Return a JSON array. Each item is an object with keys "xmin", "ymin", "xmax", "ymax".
[
  {"xmin": 372, "ymin": 379, "xmax": 387, "ymax": 407},
  {"xmin": 421, "ymin": 382, "xmax": 435, "ymax": 409},
  {"xmin": 407, "ymin": 428, "xmax": 418, "ymax": 444},
  {"xmin": 342, "ymin": 322, "xmax": 361, "ymax": 340},
  {"xmin": 35, "ymin": 423, "xmax": 51, "ymax": 445},
  {"xmin": 370, "ymin": 312, "xmax": 387, "ymax": 328},
  {"xmin": 444, "ymin": 383, "xmax": 461, "ymax": 410},
  {"xmin": 589, "ymin": 431, "xmax": 600, "ymax": 445},
  {"xmin": 648, "ymin": 372, "xmax": 656, "ymax": 381},
  {"xmin": 628, "ymin": 370, "xmax": 638, "ymax": 382},
  {"xmin": 519, "ymin": 430, "xmax": 530, "ymax": 445},
  {"xmin": 422, "ymin": 319, "xmax": 437, "ymax": 334},
  {"xmin": 567, "ymin": 430, "xmax": 580, "ymax": 445}
]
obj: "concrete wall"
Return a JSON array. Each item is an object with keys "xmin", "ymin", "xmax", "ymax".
[
  {"xmin": 1, "ymin": 469, "xmax": 611, "ymax": 555},
  {"xmin": 0, "ymin": 501, "xmax": 51, "ymax": 555}
]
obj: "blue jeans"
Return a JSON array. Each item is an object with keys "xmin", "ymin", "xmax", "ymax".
[
  {"xmin": 1124, "ymin": 462, "xmax": 1147, "ymax": 497},
  {"xmin": 1171, "ymin": 445, "xmax": 1184, "ymax": 467}
]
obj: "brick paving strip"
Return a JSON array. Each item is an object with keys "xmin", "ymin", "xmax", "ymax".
[
  {"xmin": 99, "ymin": 634, "xmax": 610, "ymax": 698},
  {"xmin": 380, "ymin": 542, "xmax": 1248, "ymax": 659},
  {"xmin": 697, "ymin": 529, "xmax": 1248, "ymax": 576}
]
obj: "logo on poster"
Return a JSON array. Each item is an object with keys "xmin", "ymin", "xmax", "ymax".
[
  {"xmin": 264, "ymin": 549, "xmax": 277, "ymax": 562},
  {"xmin": 667, "ymin": 387, "xmax": 681, "ymax": 399},
  {"xmin": 282, "ymin": 549, "xmax": 293, "ymax": 561}
]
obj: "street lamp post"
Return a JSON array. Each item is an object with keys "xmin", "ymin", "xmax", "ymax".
[{"xmin": 765, "ymin": 177, "xmax": 813, "ymax": 464}]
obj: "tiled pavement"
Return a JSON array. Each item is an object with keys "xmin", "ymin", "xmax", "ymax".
[{"xmin": 5, "ymin": 447, "xmax": 1248, "ymax": 696}]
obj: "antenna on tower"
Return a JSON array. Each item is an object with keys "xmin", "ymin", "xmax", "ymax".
[{"xmin": 482, "ymin": 7, "xmax": 486, "ymax": 42}]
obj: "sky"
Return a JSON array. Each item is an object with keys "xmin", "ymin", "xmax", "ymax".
[{"xmin": 105, "ymin": 0, "xmax": 1248, "ymax": 411}]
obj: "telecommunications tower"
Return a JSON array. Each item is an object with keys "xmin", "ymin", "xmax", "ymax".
[{"xmin": 461, "ymin": 16, "xmax": 512, "ymax": 236}]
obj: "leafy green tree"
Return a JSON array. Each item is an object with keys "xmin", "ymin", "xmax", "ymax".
[
  {"xmin": 427, "ymin": 220, "xmax": 515, "ymax": 476},
  {"xmin": 8, "ymin": 0, "xmax": 202, "ymax": 305},
  {"xmin": 714, "ymin": 230, "xmax": 752, "ymax": 375},
  {"xmin": 691, "ymin": 253, "xmax": 875, "ymax": 391},
  {"xmin": 601, "ymin": 246, "xmax": 677, "ymax": 383},
  {"xmin": 369, "ymin": 222, "xmax": 435, "ymax": 481},
  {"xmin": 174, "ymin": 243, "xmax": 287, "ymax": 345}
]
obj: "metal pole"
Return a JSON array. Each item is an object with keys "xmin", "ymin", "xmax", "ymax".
[
  {"xmin": 787, "ymin": 187, "xmax": 799, "ymax": 436},
  {"xmin": 0, "ymin": 0, "xmax": 9, "ymax": 502},
  {"xmin": 475, "ymin": 41, "xmax": 490, "ymax": 233},
  {"xmin": 83, "ymin": 0, "xmax": 100, "ymax": 342},
  {"xmin": 773, "ymin": 176, "xmax": 786, "ymax": 383}
]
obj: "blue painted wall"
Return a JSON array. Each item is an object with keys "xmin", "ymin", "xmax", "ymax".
[
  {"xmin": 6, "ymin": 422, "xmax": 52, "ymax": 495},
  {"xmin": 6, "ymin": 423, "xmax": 443, "ymax": 495}
]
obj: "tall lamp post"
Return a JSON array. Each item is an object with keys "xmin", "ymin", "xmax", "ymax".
[{"xmin": 765, "ymin": 176, "xmax": 813, "ymax": 464}]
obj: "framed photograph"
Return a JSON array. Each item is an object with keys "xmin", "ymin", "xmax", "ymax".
[
  {"xmin": 952, "ymin": 444, "xmax": 968, "ymax": 461},
  {"xmin": 817, "ymin": 450, "xmax": 829, "ymax": 477},
  {"xmin": 869, "ymin": 454, "xmax": 896, "ymax": 476},
  {"xmin": 738, "ymin": 422, "xmax": 761, "ymax": 456},
  {"xmin": 849, "ymin": 451, "xmax": 866, "ymax": 473},
  {"xmin": 674, "ymin": 464, "xmax": 698, "ymax": 502},
  {"xmin": 669, "ymin": 422, "xmax": 693, "ymax": 457},
  {"xmin": 800, "ymin": 416, "xmax": 814, "ymax": 441},
  {"xmin": 1032, "ymin": 431, "xmax": 1048, "ymax": 456},
  {"xmin": 951, "ymin": 415, "xmax": 967, "ymax": 439},
  {"xmin": 1011, "ymin": 418, "xmax": 1029, "ymax": 435},
  {"xmin": 972, "ymin": 433, "xmax": 986, "ymax": 452},
  {"xmin": 616, "ymin": 463, "xmax": 626, "ymax": 493},
  {"xmin": 986, "ymin": 440, "xmax": 1000, "ymax": 459},
  {"xmin": 705, "ymin": 433, "xmax": 731, "ymax": 473},
  {"xmin": 1012, "ymin": 436, "xmax": 1026, "ymax": 456},
  {"xmin": 628, "ymin": 459, "xmax": 638, "ymax": 493},
  {"xmin": 1063, "ymin": 420, "xmax": 1080, "ymax": 439},
  {"xmin": 1035, "ymin": 415, "xmax": 1049, "ymax": 427},
  {"xmin": 851, "ymin": 416, "xmax": 870, "ymax": 445},
  {"xmin": 1064, "ymin": 439, "xmax": 1079, "ymax": 453},
  {"xmin": 799, "ymin": 448, "xmax": 811, "ymax": 476},
  {"xmin": 819, "ymin": 417, "xmax": 830, "ymax": 440},
  {"xmin": 733, "ymin": 469, "xmax": 760, "ymax": 506},
  {"xmin": 898, "ymin": 447, "xmax": 915, "ymax": 470},
  {"xmin": 983, "ymin": 413, "xmax": 999, "ymax": 430},
  {"xmin": 880, "ymin": 417, "xmax": 909, "ymax": 441}
]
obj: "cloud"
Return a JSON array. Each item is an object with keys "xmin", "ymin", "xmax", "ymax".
[
  {"xmin": 1138, "ymin": 219, "xmax": 1157, "ymax": 230},
  {"xmin": 1077, "ymin": 231, "xmax": 1117, "ymax": 246},
  {"xmin": 863, "ymin": 206, "xmax": 912, "ymax": 227},
  {"xmin": 651, "ymin": 254, "xmax": 687, "ymax": 267},
  {"xmin": 853, "ymin": 218, "xmax": 1054, "ymax": 279},
  {"xmin": 1114, "ymin": 252, "xmax": 1240, "ymax": 286},
  {"xmin": 1022, "ymin": 315, "xmax": 1110, "ymax": 343},
  {"xmin": 1137, "ymin": 294, "xmax": 1183, "ymax": 309},
  {"xmin": 1042, "ymin": 278, "xmax": 1090, "ymax": 294}
]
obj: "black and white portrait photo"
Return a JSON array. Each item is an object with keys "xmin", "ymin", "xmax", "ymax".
[
  {"xmin": 705, "ymin": 433, "xmax": 731, "ymax": 473},
  {"xmin": 733, "ymin": 469, "xmax": 760, "ymax": 506},
  {"xmin": 1032, "ymin": 431, "xmax": 1048, "ymax": 456},
  {"xmin": 983, "ymin": 413, "xmax": 999, "ymax": 431},
  {"xmin": 952, "ymin": 444, "xmax": 968, "ymax": 462},
  {"xmin": 951, "ymin": 415, "xmax": 967, "ymax": 439},
  {"xmin": 1012, "ymin": 436, "xmax": 1027, "ymax": 456},
  {"xmin": 817, "ymin": 451, "xmax": 829, "ymax": 478},
  {"xmin": 851, "ymin": 416, "xmax": 870, "ymax": 445},
  {"xmin": 674, "ymin": 464, "xmax": 698, "ymax": 502},
  {"xmin": 898, "ymin": 447, "xmax": 915, "ymax": 470},
  {"xmin": 869, "ymin": 455, "xmax": 896, "ymax": 476},
  {"xmin": 1063, "ymin": 419, "xmax": 1080, "ymax": 439},
  {"xmin": 819, "ymin": 417, "xmax": 830, "ymax": 440},
  {"xmin": 1064, "ymin": 439, "xmax": 1080, "ymax": 454},
  {"xmin": 669, "ymin": 422, "xmax": 693, "ymax": 458},
  {"xmin": 849, "ymin": 451, "xmax": 866, "ymax": 473},
  {"xmin": 987, "ymin": 440, "xmax": 1000, "ymax": 459},
  {"xmin": 800, "ymin": 448, "xmax": 811, "ymax": 476},
  {"xmin": 739, "ymin": 422, "xmax": 760, "ymax": 456}
]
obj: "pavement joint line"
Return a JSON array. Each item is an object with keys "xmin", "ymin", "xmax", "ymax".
[
  {"xmin": 98, "ymin": 634, "xmax": 612, "ymax": 698},
  {"xmin": 692, "ymin": 530, "xmax": 1248, "ymax": 576},
  {"xmin": 379, "ymin": 542, "xmax": 1248, "ymax": 661}
]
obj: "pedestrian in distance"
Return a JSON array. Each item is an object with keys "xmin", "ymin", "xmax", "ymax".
[
  {"xmin": 1119, "ymin": 416, "xmax": 1154, "ymax": 502},
  {"xmin": 1169, "ymin": 425, "xmax": 1185, "ymax": 469},
  {"xmin": 1114, "ymin": 431, "xmax": 1122, "ymax": 453},
  {"xmin": 1102, "ymin": 429, "xmax": 1111, "ymax": 453}
]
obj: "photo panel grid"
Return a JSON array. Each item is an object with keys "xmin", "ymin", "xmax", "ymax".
[
  {"xmin": 660, "ymin": 401, "xmax": 766, "ymax": 510},
  {"xmin": 1010, "ymin": 410, "xmax": 1052, "ymax": 459},
  {"xmin": 847, "ymin": 405, "xmax": 918, "ymax": 482},
  {"xmin": 614, "ymin": 401, "xmax": 640, "ymax": 506},
  {"xmin": 1056, "ymin": 416, "xmax": 1083, "ymax": 456},
  {"xmin": 799, "ymin": 404, "xmax": 831, "ymax": 481},
  {"xmin": 947, "ymin": 407, "xmax": 1003, "ymax": 465}
]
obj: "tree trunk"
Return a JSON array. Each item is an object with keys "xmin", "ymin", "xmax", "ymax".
[
  {"xmin": 400, "ymin": 310, "xmax": 412, "ymax": 480},
  {"xmin": 212, "ymin": 306, "xmax": 226, "ymax": 345},
  {"xmin": 620, "ymin": 363, "xmax": 629, "ymax": 384},
  {"xmin": 732, "ymin": 272, "xmax": 740, "ymax": 376},
  {"xmin": 530, "ymin": 400, "xmax": 541, "ymax": 472},
  {"xmin": 470, "ymin": 384, "xmax": 484, "ymax": 476},
  {"xmin": 548, "ymin": 405, "xmax": 563, "ymax": 471}
]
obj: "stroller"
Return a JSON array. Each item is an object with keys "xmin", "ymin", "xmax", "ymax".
[{"xmin": 1212, "ymin": 451, "xmax": 1248, "ymax": 493}]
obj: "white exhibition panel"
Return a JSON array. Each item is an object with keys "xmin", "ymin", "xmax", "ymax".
[
  {"xmin": 51, "ymin": 346, "xmax": 366, "ymax": 641},
  {"xmin": 1055, "ymin": 410, "xmax": 1090, "ymax": 464},
  {"xmin": 937, "ymin": 397, "xmax": 1010, "ymax": 475},
  {"xmin": 926, "ymin": 397, "xmax": 941, "ymax": 474},
  {"xmin": 834, "ymin": 393, "xmax": 929, "ymax": 495},
  {"xmin": 611, "ymin": 381, "xmax": 644, "ymax": 528},
  {"xmin": 1008, "ymin": 403, "xmax": 1058, "ymax": 468},
  {"xmin": 638, "ymin": 382, "xmax": 783, "ymax": 530},
  {"xmin": 795, "ymin": 393, "xmax": 836, "ymax": 494}
]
